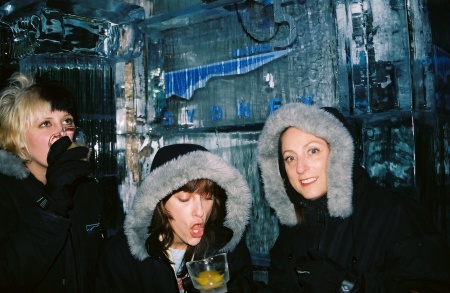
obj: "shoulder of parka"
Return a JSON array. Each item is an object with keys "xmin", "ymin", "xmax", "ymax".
[{"xmin": 0, "ymin": 150, "xmax": 29, "ymax": 179}]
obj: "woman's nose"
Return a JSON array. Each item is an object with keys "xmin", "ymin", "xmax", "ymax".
[
  {"xmin": 48, "ymin": 127, "xmax": 73, "ymax": 146},
  {"xmin": 193, "ymin": 196, "xmax": 205, "ymax": 217},
  {"xmin": 296, "ymin": 157, "xmax": 309, "ymax": 174},
  {"xmin": 59, "ymin": 128, "xmax": 69, "ymax": 137}
]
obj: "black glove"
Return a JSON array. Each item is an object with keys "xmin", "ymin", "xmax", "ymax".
[
  {"xmin": 43, "ymin": 136, "xmax": 90, "ymax": 217},
  {"xmin": 295, "ymin": 249, "xmax": 355, "ymax": 293}
]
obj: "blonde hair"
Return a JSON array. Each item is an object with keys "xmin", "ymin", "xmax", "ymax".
[{"xmin": 0, "ymin": 72, "xmax": 76, "ymax": 161}]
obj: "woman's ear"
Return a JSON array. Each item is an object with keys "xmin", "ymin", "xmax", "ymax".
[
  {"xmin": 18, "ymin": 136, "xmax": 27, "ymax": 150},
  {"xmin": 18, "ymin": 136, "xmax": 31, "ymax": 160},
  {"xmin": 20, "ymin": 146, "xmax": 30, "ymax": 160}
]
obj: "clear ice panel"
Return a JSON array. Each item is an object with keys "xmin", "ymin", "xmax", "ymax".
[
  {"xmin": 0, "ymin": 0, "xmax": 145, "ymax": 61},
  {"xmin": 350, "ymin": 112, "xmax": 415, "ymax": 188},
  {"xmin": 147, "ymin": 0, "xmax": 340, "ymax": 133},
  {"xmin": 434, "ymin": 46, "xmax": 450, "ymax": 114},
  {"xmin": 19, "ymin": 54, "xmax": 117, "ymax": 178},
  {"xmin": 335, "ymin": 0, "xmax": 414, "ymax": 113},
  {"xmin": 146, "ymin": 0, "xmax": 432, "ymax": 134}
]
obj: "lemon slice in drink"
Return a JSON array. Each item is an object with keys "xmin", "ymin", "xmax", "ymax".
[{"xmin": 194, "ymin": 270, "xmax": 224, "ymax": 289}]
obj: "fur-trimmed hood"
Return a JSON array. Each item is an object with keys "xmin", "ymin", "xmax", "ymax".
[
  {"xmin": 124, "ymin": 144, "xmax": 252, "ymax": 261},
  {"xmin": 257, "ymin": 103, "xmax": 354, "ymax": 226},
  {"xmin": 0, "ymin": 149, "xmax": 29, "ymax": 179}
]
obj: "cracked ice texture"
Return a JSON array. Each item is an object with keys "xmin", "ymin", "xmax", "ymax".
[{"xmin": 0, "ymin": 0, "xmax": 145, "ymax": 61}]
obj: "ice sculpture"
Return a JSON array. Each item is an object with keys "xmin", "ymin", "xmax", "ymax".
[{"xmin": 0, "ymin": 0, "xmax": 145, "ymax": 61}]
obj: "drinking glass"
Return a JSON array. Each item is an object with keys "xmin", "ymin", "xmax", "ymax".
[
  {"xmin": 186, "ymin": 253, "xmax": 230, "ymax": 293},
  {"xmin": 48, "ymin": 126, "xmax": 89, "ymax": 159}
]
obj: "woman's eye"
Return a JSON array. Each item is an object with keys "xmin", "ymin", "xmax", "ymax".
[
  {"xmin": 310, "ymin": 148, "xmax": 319, "ymax": 155},
  {"xmin": 203, "ymin": 194, "xmax": 214, "ymax": 200},
  {"xmin": 39, "ymin": 121, "xmax": 51, "ymax": 127},
  {"xmin": 284, "ymin": 156, "xmax": 294, "ymax": 163},
  {"xmin": 177, "ymin": 194, "xmax": 191, "ymax": 202},
  {"xmin": 63, "ymin": 118, "xmax": 74, "ymax": 125}
]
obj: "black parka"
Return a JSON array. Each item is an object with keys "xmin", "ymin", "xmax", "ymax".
[
  {"xmin": 0, "ymin": 149, "xmax": 104, "ymax": 292},
  {"xmin": 96, "ymin": 144, "xmax": 254, "ymax": 292},
  {"xmin": 96, "ymin": 227, "xmax": 254, "ymax": 292},
  {"xmin": 256, "ymin": 103, "xmax": 450, "ymax": 292},
  {"xmin": 263, "ymin": 165, "xmax": 450, "ymax": 292}
]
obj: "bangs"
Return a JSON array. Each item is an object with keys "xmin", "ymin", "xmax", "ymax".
[
  {"xmin": 28, "ymin": 82, "xmax": 78, "ymax": 124},
  {"xmin": 175, "ymin": 178, "xmax": 222, "ymax": 197},
  {"xmin": 17, "ymin": 92, "xmax": 51, "ymax": 131}
]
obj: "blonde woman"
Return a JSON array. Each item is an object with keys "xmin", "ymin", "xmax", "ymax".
[{"xmin": 0, "ymin": 72, "xmax": 104, "ymax": 292}]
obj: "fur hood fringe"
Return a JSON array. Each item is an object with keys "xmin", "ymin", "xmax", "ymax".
[
  {"xmin": 0, "ymin": 150, "xmax": 29, "ymax": 179},
  {"xmin": 257, "ymin": 103, "xmax": 354, "ymax": 226},
  {"xmin": 125, "ymin": 148, "xmax": 252, "ymax": 261}
]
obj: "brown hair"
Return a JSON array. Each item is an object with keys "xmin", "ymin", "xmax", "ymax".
[
  {"xmin": 145, "ymin": 179, "xmax": 226, "ymax": 268},
  {"xmin": 278, "ymin": 128, "xmax": 305, "ymax": 227}
]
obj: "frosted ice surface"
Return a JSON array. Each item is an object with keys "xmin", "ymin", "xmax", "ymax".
[{"xmin": 0, "ymin": 0, "xmax": 145, "ymax": 61}]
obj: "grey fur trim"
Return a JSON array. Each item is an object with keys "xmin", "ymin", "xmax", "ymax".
[
  {"xmin": 124, "ymin": 150, "xmax": 252, "ymax": 261},
  {"xmin": 0, "ymin": 150, "xmax": 29, "ymax": 179},
  {"xmin": 257, "ymin": 103, "xmax": 354, "ymax": 226}
]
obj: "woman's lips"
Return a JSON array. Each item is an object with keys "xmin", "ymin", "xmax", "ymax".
[
  {"xmin": 300, "ymin": 177, "xmax": 317, "ymax": 185},
  {"xmin": 190, "ymin": 223, "xmax": 204, "ymax": 238}
]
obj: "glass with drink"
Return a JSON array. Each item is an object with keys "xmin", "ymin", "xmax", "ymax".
[
  {"xmin": 186, "ymin": 253, "xmax": 230, "ymax": 293},
  {"xmin": 48, "ymin": 126, "xmax": 89, "ymax": 159}
]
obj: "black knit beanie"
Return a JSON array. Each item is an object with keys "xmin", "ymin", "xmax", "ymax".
[{"xmin": 150, "ymin": 144, "xmax": 209, "ymax": 172}]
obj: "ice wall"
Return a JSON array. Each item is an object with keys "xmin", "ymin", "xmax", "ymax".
[{"xmin": 0, "ymin": 0, "xmax": 145, "ymax": 61}]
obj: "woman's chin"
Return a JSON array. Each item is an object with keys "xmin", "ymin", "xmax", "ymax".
[{"xmin": 188, "ymin": 238, "xmax": 202, "ymax": 247}]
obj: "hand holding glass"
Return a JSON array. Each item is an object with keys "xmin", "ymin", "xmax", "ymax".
[
  {"xmin": 48, "ymin": 126, "xmax": 89, "ymax": 158},
  {"xmin": 186, "ymin": 253, "xmax": 230, "ymax": 293}
]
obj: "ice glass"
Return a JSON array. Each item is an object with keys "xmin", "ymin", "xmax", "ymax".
[
  {"xmin": 48, "ymin": 126, "xmax": 87, "ymax": 147},
  {"xmin": 186, "ymin": 253, "xmax": 230, "ymax": 293},
  {"xmin": 48, "ymin": 126, "xmax": 89, "ymax": 160},
  {"xmin": 69, "ymin": 127, "xmax": 88, "ymax": 149}
]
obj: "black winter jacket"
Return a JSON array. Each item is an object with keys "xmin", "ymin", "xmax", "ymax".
[
  {"xmin": 256, "ymin": 103, "xmax": 450, "ymax": 292},
  {"xmin": 263, "ymin": 167, "xmax": 450, "ymax": 292},
  {"xmin": 96, "ymin": 227, "xmax": 254, "ymax": 292},
  {"xmin": 0, "ymin": 149, "xmax": 105, "ymax": 292}
]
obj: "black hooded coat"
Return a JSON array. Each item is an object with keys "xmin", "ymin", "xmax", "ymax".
[
  {"xmin": 255, "ymin": 103, "xmax": 450, "ymax": 292},
  {"xmin": 96, "ymin": 144, "xmax": 254, "ymax": 292},
  {"xmin": 0, "ymin": 149, "xmax": 105, "ymax": 292}
]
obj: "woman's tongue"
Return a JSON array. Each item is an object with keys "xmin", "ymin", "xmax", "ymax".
[{"xmin": 190, "ymin": 223, "xmax": 204, "ymax": 238}]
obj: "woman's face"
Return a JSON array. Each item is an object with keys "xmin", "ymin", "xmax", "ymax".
[
  {"xmin": 23, "ymin": 109, "xmax": 75, "ymax": 182},
  {"xmin": 281, "ymin": 127, "xmax": 330, "ymax": 200},
  {"xmin": 165, "ymin": 190, "xmax": 214, "ymax": 250}
]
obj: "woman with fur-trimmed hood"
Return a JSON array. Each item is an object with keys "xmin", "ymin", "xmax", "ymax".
[
  {"xmin": 96, "ymin": 144, "xmax": 254, "ymax": 292},
  {"xmin": 255, "ymin": 103, "xmax": 450, "ymax": 292}
]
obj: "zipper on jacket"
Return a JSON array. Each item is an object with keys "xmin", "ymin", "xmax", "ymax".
[
  {"xmin": 317, "ymin": 207, "xmax": 325, "ymax": 224},
  {"xmin": 316, "ymin": 207, "xmax": 327, "ymax": 251}
]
